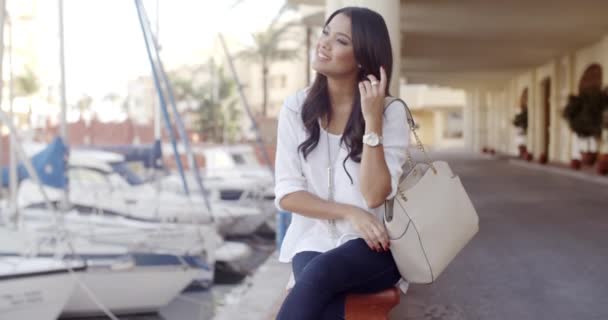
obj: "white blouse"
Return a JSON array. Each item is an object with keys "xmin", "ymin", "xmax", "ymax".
[{"xmin": 274, "ymin": 88, "xmax": 411, "ymax": 263}]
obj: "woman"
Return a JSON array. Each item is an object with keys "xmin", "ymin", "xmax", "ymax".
[{"xmin": 274, "ymin": 6, "xmax": 410, "ymax": 320}]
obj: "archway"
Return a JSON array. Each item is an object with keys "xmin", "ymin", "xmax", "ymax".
[
  {"xmin": 578, "ymin": 64, "xmax": 602, "ymax": 94},
  {"xmin": 540, "ymin": 78, "xmax": 551, "ymax": 164},
  {"xmin": 520, "ymin": 87, "xmax": 529, "ymax": 111}
]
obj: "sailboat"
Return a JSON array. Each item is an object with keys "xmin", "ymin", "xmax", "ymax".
[
  {"xmin": 0, "ymin": 256, "xmax": 85, "ymax": 320},
  {"xmin": 11, "ymin": 142, "xmax": 251, "ymax": 276},
  {"xmin": 0, "ymin": 217, "xmax": 208, "ymax": 317},
  {"xmin": 0, "ymin": 3, "xmax": 85, "ymax": 320}
]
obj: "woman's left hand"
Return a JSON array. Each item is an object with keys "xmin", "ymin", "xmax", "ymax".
[{"xmin": 359, "ymin": 66, "xmax": 387, "ymax": 122}]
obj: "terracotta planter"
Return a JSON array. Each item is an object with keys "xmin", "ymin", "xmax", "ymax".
[
  {"xmin": 489, "ymin": 149, "xmax": 496, "ymax": 155},
  {"xmin": 581, "ymin": 151, "xmax": 598, "ymax": 166},
  {"xmin": 539, "ymin": 153, "xmax": 548, "ymax": 165},
  {"xmin": 597, "ymin": 154, "xmax": 608, "ymax": 175},
  {"xmin": 518, "ymin": 145, "xmax": 527, "ymax": 158},
  {"xmin": 570, "ymin": 159, "xmax": 582, "ymax": 170},
  {"xmin": 525, "ymin": 152, "xmax": 533, "ymax": 162},
  {"xmin": 482, "ymin": 147, "xmax": 488, "ymax": 153}
]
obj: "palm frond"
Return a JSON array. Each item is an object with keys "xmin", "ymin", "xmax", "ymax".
[
  {"xmin": 268, "ymin": 21, "xmax": 299, "ymax": 45},
  {"xmin": 267, "ymin": 3, "xmax": 292, "ymax": 32},
  {"xmin": 15, "ymin": 68, "xmax": 40, "ymax": 97},
  {"xmin": 268, "ymin": 48, "xmax": 299, "ymax": 61}
]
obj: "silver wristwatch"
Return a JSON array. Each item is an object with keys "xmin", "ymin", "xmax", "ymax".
[{"xmin": 362, "ymin": 132, "xmax": 383, "ymax": 147}]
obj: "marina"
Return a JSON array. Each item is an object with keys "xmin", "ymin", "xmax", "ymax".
[
  {"xmin": 0, "ymin": 0, "xmax": 283, "ymax": 318},
  {"xmin": 2, "ymin": 0, "xmax": 608, "ymax": 319}
]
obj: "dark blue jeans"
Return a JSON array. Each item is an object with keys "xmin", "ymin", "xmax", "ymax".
[{"xmin": 276, "ymin": 238, "xmax": 401, "ymax": 320}]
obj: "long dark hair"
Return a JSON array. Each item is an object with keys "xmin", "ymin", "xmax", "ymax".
[{"xmin": 297, "ymin": 7, "xmax": 393, "ymax": 183}]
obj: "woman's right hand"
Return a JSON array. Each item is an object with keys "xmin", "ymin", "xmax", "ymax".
[{"xmin": 343, "ymin": 206, "xmax": 390, "ymax": 252}]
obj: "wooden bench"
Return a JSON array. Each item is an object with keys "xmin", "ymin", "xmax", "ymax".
[
  {"xmin": 270, "ymin": 287, "xmax": 400, "ymax": 319},
  {"xmin": 345, "ymin": 287, "xmax": 401, "ymax": 320}
]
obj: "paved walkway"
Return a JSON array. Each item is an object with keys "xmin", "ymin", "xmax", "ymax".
[
  {"xmin": 215, "ymin": 148, "xmax": 608, "ymax": 320},
  {"xmin": 212, "ymin": 252, "xmax": 290, "ymax": 320},
  {"xmin": 397, "ymin": 148, "xmax": 608, "ymax": 320}
]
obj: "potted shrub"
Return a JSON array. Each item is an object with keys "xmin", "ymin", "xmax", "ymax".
[
  {"xmin": 598, "ymin": 109, "xmax": 608, "ymax": 175},
  {"xmin": 562, "ymin": 89, "xmax": 607, "ymax": 166},
  {"xmin": 512, "ymin": 108, "xmax": 528, "ymax": 158}
]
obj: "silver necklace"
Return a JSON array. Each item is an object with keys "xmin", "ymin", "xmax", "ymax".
[{"xmin": 325, "ymin": 122, "xmax": 340, "ymax": 238}]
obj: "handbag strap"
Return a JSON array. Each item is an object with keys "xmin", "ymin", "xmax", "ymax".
[{"xmin": 385, "ymin": 97, "xmax": 437, "ymax": 174}]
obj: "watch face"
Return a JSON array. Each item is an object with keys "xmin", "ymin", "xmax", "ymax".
[
  {"xmin": 365, "ymin": 133, "xmax": 379, "ymax": 146},
  {"xmin": 369, "ymin": 135, "xmax": 379, "ymax": 146}
]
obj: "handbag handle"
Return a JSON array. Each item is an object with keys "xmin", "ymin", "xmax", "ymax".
[{"xmin": 385, "ymin": 97, "xmax": 437, "ymax": 174}]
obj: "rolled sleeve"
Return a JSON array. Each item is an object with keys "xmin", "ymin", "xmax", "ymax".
[
  {"xmin": 274, "ymin": 103, "xmax": 307, "ymax": 211},
  {"xmin": 382, "ymin": 100, "xmax": 411, "ymax": 200}
]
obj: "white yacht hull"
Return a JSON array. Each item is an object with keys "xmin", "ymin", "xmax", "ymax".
[
  {"xmin": 62, "ymin": 265, "xmax": 199, "ymax": 317},
  {"xmin": 0, "ymin": 257, "xmax": 82, "ymax": 320},
  {"xmin": 1, "ymin": 272, "xmax": 75, "ymax": 320}
]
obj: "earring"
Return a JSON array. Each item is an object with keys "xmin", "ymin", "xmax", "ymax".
[{"xmin": 357, "ymin": 64, "xmax": 362, "ymax": 69}]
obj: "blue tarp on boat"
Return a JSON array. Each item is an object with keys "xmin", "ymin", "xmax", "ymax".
[
  {"xmin": 91, "ymin": 141, "xmax": 164, "ymax": 169},
  {"xmin": 1, "ymin": 137, "xmax": 68, "ymax": 188}
]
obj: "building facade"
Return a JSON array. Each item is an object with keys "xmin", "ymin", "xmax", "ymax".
[{"xmin": 287, "ymin": 0, "xmax": 608, "ymax": 173}]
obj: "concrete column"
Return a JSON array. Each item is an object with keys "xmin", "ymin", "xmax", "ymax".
[
  {"xmin": 463, "ymin": 92, "xmax": 475, "ymax": 151},
  {"xmin": 485, "ymin": 92, "xmax": 494, "ymax": 150},
  {"xmin": 479, "ymin": 91, "xmax": 489, "ymax": 151},
  {"xmin": 526, "ymin": 73, "xmax": 536, "ymax": 156},
  {"xmin": 556, "ymin": 59, "xmax": 567, "ymax": 163},
  {"xmin": 475, "ymin": 90, "xmax": 484, "ymax": 152},
  {"xmin": 325, "ymin": 0, "xmax": 401, "ymax": 96},
  {"xmin": 433, "ymin": 110, "xmax": 444, "ymax": 148},
  {"xmin": 507, "ymin": 81, "xmax": 517, "ymax": 155},
  {"xmin": 493, "ymin": 91, "xmax": 504, "ymax": 153},
  {"xmin": 548, "ymin": 64, "xmax": 559, "ymax": 162},
  {"xmin": 558, "ymin": 55, "xmax": 575, "ymax": 163},
  {"xmin": 467, "ymin": 89, "xmax": 486, "ymax": 152},
  {"xmin": 535, "ymin": 76, "xmax": 545, "ymax": 160},
  {"xmin": 488, "ymin": 92, "xmax": 498, "ymax": 151},
  {"xmin": 499, "ymin": 91, "xmax": 509, "ymax": 153},
  {"xmin": 495, "ymin": 94, "xmax": 502, "ymax": 152}
]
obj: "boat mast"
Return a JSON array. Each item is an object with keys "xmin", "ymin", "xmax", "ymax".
[
  {"xmin": 6, "ymin": 8, "xmax": 18, "ymax": 225},
  {"xmin": 217, "ymin": 34, "xmax": 275, "ymax": 181},
  {"xmin": 58, "ymin": 0, "xmax": 69, "ymax": 211}
]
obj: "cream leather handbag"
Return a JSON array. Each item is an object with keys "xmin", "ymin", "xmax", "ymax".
[{"xmin": 384, "ymin": 98, "xmax": 480, "ymax": 284}]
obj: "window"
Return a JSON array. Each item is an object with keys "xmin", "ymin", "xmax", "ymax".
[
  {"xmin": 444, "ymin": 111, "xmax": 464, "ymax": 139},
  {"xmin": 207, "ymin": 150, "xmax": 234, "ymax": 169},
  {"xmin": 231, "ymin": 151, "xmax": 258, "ymax": 166},
  {"xmin": 69, "ymin": 168, "xmax": 112, "ymax": 192},
  {"xmin": 231, "ymin": 154, "xmax": 246, "ymax": 165}
]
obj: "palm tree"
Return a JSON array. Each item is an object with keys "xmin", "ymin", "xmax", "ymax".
[
  {"xmin": 103, "ymin": 92, "xmax": 127, "ymax": 119},
  {"xmin": 238, "ymin": 5, "xmax": 300, "ymax": 117},
  {"xmin": 103, "ymin": 92, "xmax": 120, "ymax": 104},
  {"xmin": 14, "ymin": 67, "xmax": 40, "ymax": 126},
  {"xmin": 171, "ymin": 60, "xmax": 241, "ymax": 143},
  {"xmin": 196, "ymin": 64, "xmax": 241, "ymax": 143},
  {"xmin": 75, "ymin": 94, "xmax": 93, "ymax": 120},
  {"xmin": 120, "ymin": 98, "xmax": 130, "ymax": 119}
]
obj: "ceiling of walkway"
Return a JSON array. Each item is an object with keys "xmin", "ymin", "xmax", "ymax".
[
  {"xmin": 400, "ymin": 0, "xmax": 608, "ymax": 89},
  {"xmin": 291, "ymin": 0, "xmax": 608, "ymax": 89}
]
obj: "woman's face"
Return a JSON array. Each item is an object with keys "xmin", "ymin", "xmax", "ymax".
[{"xmin": 312, "ymin": 13, "xmax": 358, "ymax": 79}]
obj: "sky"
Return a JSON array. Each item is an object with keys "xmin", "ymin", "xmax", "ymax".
[
  {"xmin": 62, "ymin": 0, "xmax": 286, "ymax": 98},
  {"xmin": 7, "ymin": 0, "xmax": 289, "ymax": 122}
]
